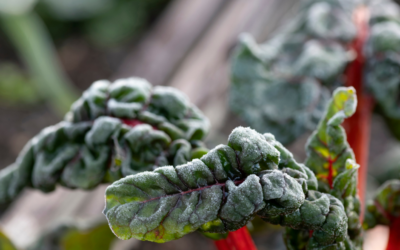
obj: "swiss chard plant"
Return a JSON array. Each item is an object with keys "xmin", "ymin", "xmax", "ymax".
[
  {"xmin": 103, "ymin": 87, "xmax": 361, "ymax": 249},
  {"xmin": 0, "ymin": 78, "xmax": 398, "ymax": 250},
  {"xmin": 230, "ymin": 0, "xmax": 400, "ymax": 249},
  {"xmin": 1, "ymin": 1, "xmax": 400, "ymax": 250}
]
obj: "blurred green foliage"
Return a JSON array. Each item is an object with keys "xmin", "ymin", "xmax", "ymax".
[
  {"xmin": 28, "ymin": 222, "xmax": 116, "ymax": 250},
  {"xmin": 0, "ymin": 63, "xmax": 40, "ymax": 105},
  {"xmin": 35, "ymin": 0, "xmax": 171, "ymax": 47}
]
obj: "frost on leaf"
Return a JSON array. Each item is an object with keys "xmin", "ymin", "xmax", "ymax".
[
  {"xmin": 303, "ymin": 87, "xmax": 362, "ymax": 249},
  {"xmin": 0, "ymin": 78, "xmax": 209, "ymax": 204},
  {"xmin": 305, "ymin": 87, "xmax": 357, "ymax": 192},
  {"xmin": 104, "ymin": 127, "xmax": 347, "ymax": 248},
  {"xmin": 230, "ymin": 0, "xmax": 355, "ymax": 144}
]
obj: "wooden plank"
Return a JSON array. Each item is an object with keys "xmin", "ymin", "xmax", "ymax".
[
  {"xmin": 114, "ymin": 0, "xmax": 228, "ymax": 85},
  {"xmin": 0, "ymin": 185, "xmax": 107, "ymax": 248}
]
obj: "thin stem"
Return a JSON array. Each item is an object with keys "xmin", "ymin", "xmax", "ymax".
[{"xmin": 1, "ymin": 12, "xmax": 78, "ymax": 115}]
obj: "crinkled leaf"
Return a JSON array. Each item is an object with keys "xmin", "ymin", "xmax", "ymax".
[
  {"xmin": 104, "ymin": 127, "xmax": 347, "ymax": 248},
  {"xmin": 305, "ymin": 87, "xmax": 356, "ymax": 192},
  {"xmin": 331, "ymin": 159, "xmax": 359, "ymax": 201},
  {"xmin": 331, "ymin": 159, "xmax": 362, "ymax": 246},
  {"xmin": 0, "ymin": 78, "xmax": 209, "ymax": 204},
  {"xmin": 264, "ymin": 133, "xmax": 318, "ymax": 192},
  {"xmin": 67, "ymin": 77, "xmax": 209, "ymax": 141},
  {"xmin": 302, "ymin": 87, "xmax": 362, "ymax": 250}
]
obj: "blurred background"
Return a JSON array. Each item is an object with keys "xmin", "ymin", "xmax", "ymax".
[{"xmin": 0, "ymin": 0, "xmax": 396, "ymax": 249}]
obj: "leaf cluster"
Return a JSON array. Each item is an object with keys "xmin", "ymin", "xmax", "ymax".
[{"xmin": 0, "ymin": 77, "xmax": 209, "ymax": 204}]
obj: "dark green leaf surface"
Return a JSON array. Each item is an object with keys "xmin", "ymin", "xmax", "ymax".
[
  {"xmin": 230, "ymin": 0, "xmax": 355, "ymax": 144},
  {"xmin": 104, "ymin": 127, "xmax": 347, "ymax": 247},
  {"xmin": 67, "ymin": 78, "xmax": 209, "ymax": 141},
  {"xmin": 0, "ymin": 77, "xmax": 209, "ymax": 204}
]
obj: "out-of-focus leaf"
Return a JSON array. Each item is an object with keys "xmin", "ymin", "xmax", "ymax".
[
  {"xmin": 0, "ymin": 230, "xmax": 16, "ymax": 250},
  {"xmin": 0, "ymin": 63, "xmax": 40, "ymax": 105},
  {"xmin": 363, "ymin": 180, "xmax": 400, "ymax": 229},
  {"xmin": 0, "ymin": 0, "xmax": 37, "ymax": 15},
  {"xmin": 0, "ymin": 77, "xmax": 209, "ymax": 204},
  {"xmin": 369, "ymin": 0, "xmax": 400, "ymax": 24},
  {"xmin": 40, "ymin": 0, "xmax": 112, "ymax": 20},
  {"xmin": 305, "ymin": 87, "xmax": 356, "ymax": 192},
  {"xmin": 36, "ymin": 0, "xmax": 171, "ymax": 46},
  {"xmin": 305, "ymin": 1, "xmax": 355, "ymax": 41},
  {"xmin": 104, "ymin": 127, "xmax": 347, "ymax": 248},
  {"xmin": 28, "ymin": 221, "xmax": 116, "ymax": 250},
  {"xmin": 365, "ymin": 0, "xmax": 400, "ymax": 141},
  {"xmin": 230, "ymin": 0, "xmax": 355, "ymax": 145},
  {"xmin": 85, "ymin": 0, "xmax": 171, "ymax": 46}
]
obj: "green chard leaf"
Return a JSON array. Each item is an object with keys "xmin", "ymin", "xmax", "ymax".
[
  {"xmin": 0, "ymin": 77, "xmax": 209, "ymax": 204},
  {"xmin": 294, "ymin": 87, "xmax": 363, "ymax": 250},
  {"xmin": 104, "ymin": 127, "xmax": 348, "ymax": 248},
  {"xmin": 305, "ymin": 87, "xmax": 356, "ymax": 192},
  {"xmin": 230, "ymin": 0, "xmax": 355, "ymax": 145},
  {"xmin": 0, "ymin": 230, "xmax": 16, "ymax": 250},
  {"xmin": 363, "ymin": 180, "xmax": 400, "ymax": 230}
]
